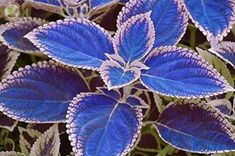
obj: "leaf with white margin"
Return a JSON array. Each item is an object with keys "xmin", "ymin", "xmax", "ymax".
[
  {"xmin": 207, "ymin": 99, "xmax": 232, "ymax": 117},
  {"xmin": 97, "ymin": 87, "xmax": 121, "ymax": 100},
  {"xmin": 0, "ymin": 115, "xmax": 17, "ymax": 132},
  {"xmin": 90, "ymin": 0, "xmax": 118, "ymax": 9},
  {"xmin": 25, "ymin": 0, "xmax": 63, "ymax": 15},
  {"xmin": 140, "ymin": 46, "xmax": 234, "ymax": 98},
  {"xmin": 156, "ymin": 102, "xmax": 235, "ymax": 154},
  {"xmin": 0, "ymin": 151, "xmax": 25, "ymax": 156},
  {"xmin": 117, "ymin": 0, "xmax": 188, "ymax": 47},
  {"xmin": 0, "ymin": 44, "xmax": 19, "ymax": 80},
  {"xmin": 126, "ymin": 95, "xmax": 149, "ymax": 108},
  {"xmin": 197, "ymin": 47, "xmax": 234, "ymax": 99},
  {"xmin": 0, "ymin": 17, "xmax": 46, "ymax": 54},
  {"xmin": 114, "ymin": 12, "xmax": 155, "ymax": 63},
  {"xmin": 209, "ymin": 42, "xmax": 235, "ymax": 68},
  {"xmin": 25, "ymin": 18, "xmax": 114, "ymax": 70},
  {"xmin": 0, "ymin": 60, "xmax": 89, "ymax": 123},
  {"xmin": 18, "ymin": 127, "xmax": 41, "ymax": 155},
  {"xmin": 66, "ymin": 93, "xmax": 142, "ymax": 156},
  {"xmin": 184, "ymin": 0, "xmax": 235, "ymax": 41},
  {"xmin": 100, "ymin": 59, "xmax": 141, "ymax": 89},
  {"xmin": 30, "ymin": 124, "xmax": 60, "ymax": 156}
]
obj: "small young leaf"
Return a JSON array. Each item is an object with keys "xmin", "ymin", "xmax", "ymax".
[
  {"xmin": 0, "ymin": 44, "xmax": 19, "ymax": 80},
  {"xmin": 117, "ymin": 0, "xmax": 188, "ymax": 47},
  {"xmin": 30, "ymin": 124, "xmax": 60, "ymax": 156},
  {"xmin": 184, "ymin": 0, "xmax": 235, "ymax": 41},
  {"xmin": 26, "ymin": 18, "xmax": 114, "ymax": 70},
  {"xmin": 207, "ymin": 99, "xmax": 232, "ymax": 116},
  {"xmin": 156, "ymin": 102, "xmax": 235, "ymax": 154},
  {"xmin": 114, "ymin": 12, "xmax": 155, "ymax": 63},
  {"xmin": 140, "ymin": 46, "xmax": 234, "ymax": 98},
  {"xmin": 66, "ymin": 93, "xmax": 143, "ymax": 156},
  {"xmin": 0, "ymin": 17, "xmax": 46, "ymax": 54},
  {"xmin": 100, "ymin": 60, "xmax": 141, "ymax": 89},
  {"xmin": 0, "ymin": 60, "xmax": 89, "ymax": 123}
]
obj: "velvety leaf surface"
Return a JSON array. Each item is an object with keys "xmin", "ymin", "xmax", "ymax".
[
  {"xmin": 210, "ymin": 42, "xmax": 235, "ymax": 68},
  {"xmin": 114, "ymin": 13, "xmax": 155, "ymax": 63},
  {"xmin": 184, "ymin": 0, "xmax": 235, "ymax": 41},
  {"xmin": 156, "ymin": 102, "xmax": 235, "ymax": 153},
  {"xmin": 140, "ymin": 47, "xmax": 234, "ymax": 98},
  {"xmin": 0, "ymin": 44, "xmax": 19, "ymax": 80},
  {"xmin": 100, "ymin": 60, "xmax": 141, "ymax": 89},
  {"xmin": 0, "ymin": 17, "xmax": 46, "ymax": 54},
  {"xmin": 0, "ymin": 60, "xmax": 89, "ymax": 123},
  {"xmin": 66, "ymin": 93, "xmax": 142, "ymax": 156},
  {"xmin": 26, "ymin": 19, "xmax": 114, "ymax": 70},
  {"xmin": 30, "ymin": 124, "xmax": 60, "ymax": 156},
  {"xmin": 117, "ymin": 0, "xmax": 188, "ymax": 47}
]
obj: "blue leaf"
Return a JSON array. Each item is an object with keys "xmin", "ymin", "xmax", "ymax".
[
  {"xmin": 97, "ymin": 87, "xmax": 121, "ymax": 100},
  {"xmin": 207, "ymin": 99, "xmax": 232, "ymax": 116},
  {"xmin": 100, "ymin": 60, "xmax": 141, "ymax": 89},
  {"xmin": 66, "ymin": 93, "xmax": 142, "ymax": 156},
  {"xmin": 0, "ymin": 44, "xmax": 19, "ymax": 80},
  {"xmin": 117, "ymin": 0, "xmax": 188, "ymax": 47},
  {"xmin": 156, "ymin": 102, "xmax": 235, "ymax": 153},
  {"xmin": 0, "ymin": 17, "xmax": 46, "ymax": 54},
  {"xmin": 90, "ymin": 0, "xmax": 115, "ymax": 9},
  {"xmin": 126, "ymin": 95, "xmax": 148, "ymax": 108},
  {"xmin": 0, "ymin": 60, "xmax": 89, "ymax": 123},
  {"xmin": 140, "ymin": 46, "xmax": 234, "ymax": 98},
  {"xmin": 114, "ymin": 13, "xmax": 155, "ymax": 63},
  {"xmin": 26, "ymin": 18, "xmax": 114, "ymax": 70},
  {"xmin": 184, "ymin": 0, "xmax": 235, "ymax": 41},
  {"xmin": 210, "ymin": 41, "xmax": 235, "ymax": 68}
]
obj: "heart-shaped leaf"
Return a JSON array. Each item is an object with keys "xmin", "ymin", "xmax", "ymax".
[
  {"xmin": 156, "ymin": 102, "xmax": 235, "ymax": 153},
  {"xmin": 26, "ymin": 18, "xmax": 114, "ymax": 70},
  {"xmin": 117, "ymin": 0, "xmax": 188, "ymax": 47},
  {"xmin": 184, "ymin": 0, "xmax": 235, "ymax": 41},
  {"xmin": 66, "ymin": 93, "xmax": 142, "ymax": 156},
  {"xmin": 30, "ymin": 124, "xmax": 60, "ymax": 156},
  {"xmin": 0, "ymin": 17, "xmax": 46, "ymax": 54},
  {"xmin": 100, "ymin": 60, "xmax": 141, "ymax": 89},
  {"xmin": 0, "ymin": 60, "xmax": 89, "ymax": 123},
  {"xmin": 140, "ymin": 46, "xmax": 234, "ymax": 98},
  {"xmin": 114, "ymin": 12, "xmax": 155, "ymax": 63},
  {"xmin": 210, "ymin": 42, "xmax": 235, "ymax": 68},
  {"xmin": 0, "ymin": 44, "xmax": 19, "ymax": 80}
]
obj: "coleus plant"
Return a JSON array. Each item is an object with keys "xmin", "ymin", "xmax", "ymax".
[{"xmin": 0, "ymin": 0, "xmax": 235, "ymax": 155}]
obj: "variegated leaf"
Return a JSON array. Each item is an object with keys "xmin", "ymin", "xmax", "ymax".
[
  {"xmin": 25, "ymin": 18, "xmax": 114, "ymax": 70},
  {"xmin": 97, "ymin": 87, "xmax": 121, "ymax": 100},
  {"xmin": 100, "ymin": 60, "xmax": 141, "ymax": 89},
  {"xmin": 117, "ymin": 0, "xmax": 188, "ymax": 47},
  {"xmin": 0, "ymin": 17, "xmax": 46, "ymax": 54},
  {"xmin": 184, "ymin": 0, "xmax": 235, "ymax": 41},
  {"xmin": 210, "ymin": 41, "xmax": 235, "ymax": 68},
  {"xmin": 114, "ymin": 12, "xmax": 155, "ymax": 63},
  {"xmin": 0, "ymin": 44, "xmax": 19, "ymax": 80},
  {"xmin": 156, "ymin": 102, "xmax": 235, "ymax": 153},
  {"xmin": 66, "ymin": 93, "xmax": 142, "ymax": 156},
  {"xmin": 0, "ymin": 60, "xmax": 89, "ymax": 123},
  {"xmin": 30, "ymin": 124, "xmax": 60, "ymax": 156},
  {"xmin": 140, "ymin": 46, "xmax": 234, "ymax": 98},
  {"xmin": 207, "ymin": 99, "xmax": 232, "ymax": 116}
]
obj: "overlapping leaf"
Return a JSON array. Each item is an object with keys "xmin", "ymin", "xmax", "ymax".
[
  {"xmin": 156, "ymin": 102, "xmax": 235, "ymax": 153},
  {"xmin": 0, "ymin": 60, "xmax": 89, "ymax": 123},
  {"xmin": 184, "ymin": 0, "xmax": 235, "ymax": 41},
  {"xmin": 0, "ymin": 17, "xmax": 46, "ymax": 54},
  {"xmin": 210, "ymin": 42, "xmax": 235, "ymax": 68},
  {"xmin": 140, "ymin": 47, "xmax": 234, "ymax": 98},
  {"xmin": 0, "ymin": 44, "xmax": 19, "ymax": 80},
  {"xmin": 30, "ymin": 124, "xmax": 60, "ymax": 156},
  {"xmin": 114, "ymin": 12, "xmax": 155, "ymax": 63},
  {"xmin": 66, "ymin": 93, "xmax": 142, "ymax": 156},
  {"xmin": 117, "ymin": 0, "xmax": 188, "ymax": 47},
  {"xmin": 26, "ymin": 18, "xmax": 114, "ymax": 70}
]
